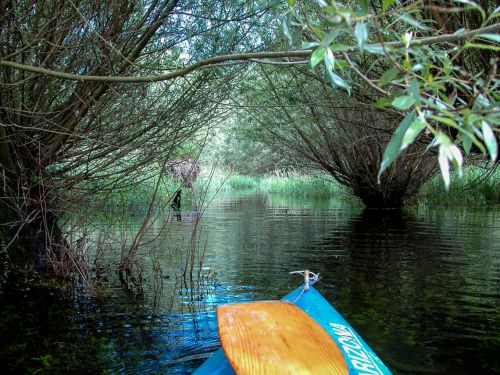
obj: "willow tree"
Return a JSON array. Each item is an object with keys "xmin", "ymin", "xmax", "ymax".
[
  {"xmin": 217, "ymin": 0, "xmax": 498, "ymax": 207},
  {"xmin": 280, "ymin": 0, "xmax": 499, "ymax": 186},
  {"xmin": 229, "ymin": 65, "xmax": 437, "ymax": 207},
  {"xmin": 1, "ymin": 0, "xmax": 498, "ymax": 272},
  {"xmin": 0, "ymin": 0, "xmax": 271, "ymax": 271}
]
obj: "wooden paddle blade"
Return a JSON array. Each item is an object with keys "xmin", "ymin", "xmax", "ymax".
[{"xmin": 217, "ymin": 301, "xmax": 348, "ymax": 375}]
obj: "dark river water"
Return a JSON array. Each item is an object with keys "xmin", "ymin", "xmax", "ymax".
[{"xmin": 1, "ymin": 191, "xmax": 499, "ymax": 374}]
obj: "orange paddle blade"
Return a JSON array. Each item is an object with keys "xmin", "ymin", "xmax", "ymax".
[{"xmin": 217, "ymin": 301, "xmax": 348, "ymax": 375}]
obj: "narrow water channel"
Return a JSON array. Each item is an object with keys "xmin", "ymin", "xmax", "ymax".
[{"xmin": 1, "ymin": 191, "xmax": 498, "ymax": 374}]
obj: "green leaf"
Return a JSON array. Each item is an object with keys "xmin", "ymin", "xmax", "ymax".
[
  {"xmin": 474, "ymin": 93, "xmax": 491, "ymax": 108},
  {"xmin": 465, "ymin": 42, "xmax": 500, "ymax": 52},
  {"xmin": 436, "ymin": 133, "xmax": 455, "ymax": 188},
  {"xmin": 324, "ymin": 47, "xmax": 350, "ymax": 93},
  {"xmin": 436, "ymin": 132, "xmax": 452, "ymax": 145},
  {"xmin": 354, "ymin": 22, "xmax": 368, "ymax": 52},
  {"xmin": 392, "ymin": 95, "xmax": 416, "ymax": 110},
  {"xmin": 285, "ymin": 0, "xmax": 296, "ymax": 6},
  {"xmin": 453, "ymin": 0, "xmax": 486, "ymax": 20},
  {"xmin": 403, "ymin": 59, "xmax": 412, "ymax": 69},
  {"xmin": 378, "ymin": 111, "xmax": 416, "ymax": 183},
  {"xmin": 328, "ymin": 70, "xmax": 351, "ymax": 92},
  {"xmin": 465, "ymin": 113, "xmax": 483, "ymax": 126},
  {"xmin": 438, "ymin": 145, "xmax": 451, "ymax": 189},
  {"xmin": 324, "ymin": 47, "xmax": 334, "ymax": 71},
  {"xmin": 302, "ymin": 41, "xmax": 320, "ymax": 49},
  {"xmin": 402, "ymin": 120, "xmax": 426, "ymax": 149},
  {"xmin": 429, "ymin": 115, "xmax": 457, "ymax": 127},
  {"xmin": 329, "ymin": 43, "xmax": 351, "ymax": 52},
  {"xmin": 462, "ymin": 134, "xmax": 473, "ymax": 154},
  {"xmin": 482, "ymin": 121, "xmax": 498, "ymax": 161},
  {"xmin": 311, "ymin": 26, "xmax": 326, "ymax": 39},
  {"xmin": 359, "ymin": 0, "xmax": 369, "ymax": 14},
  {"xmin": 486, "ymin": 112, "xmax": 500, "ymax": 125},
  {"xmin": 282, "ymin": 18, "xmax": 293, "ymax": 46},
  {"xmin": 400, "ymin": 13, "xmax": 430, "ymax": 30},
  {"xmin": 321, "ymin": 30, "xmax": 339, "ymax": 46},
  {"xmin": 337, "ymin": 7, "xmax": 352, "ymax": 25},
  {"xmin": 438, "ymin": 140, "xmax": 464, "ymax": 189},
  {"xmin": 458, "ymin": 127, "xmax": 486, "ymax": 154},
  {"xmin": 448, "ymin": 145, "xmax": 463, "ymax": 176},
  {"xmin": 489, "ymin": 6, "xmax": 500, "ymax": 20},
  {"xmin": 334, "ymin": 60, "xmax": 348, "ymax": 69},
  {"xmin": 365, "ymin": 44, "xmax": 389, "ymax": 55},
  {"xmin": 407, "ymin": 78, "xmax": 421, "ymax": 104},
  {"xmin": 411, "ymin": 64, "xmax": 424, "ymax": 72},
  {"xmin": 310, "ymin": 46, "xmax": 326, "ymax": 67},
  {"xmin": 375, "ymin": 97, "xmax": 393, "ymax": 108},
  {"xmin": 478, "ymin": 33, "xmax": 500, "ymax": 43},
  {"xmin": 378, "ymin": 67, "xmax": 398, "ymax": 87},
  {"xmin": 402, "ymin": 31, "xmax": 413, "ymax": 48},
  {"xmin": 382, "ymin": 0, "xmax": 397, "ymax": 11}
]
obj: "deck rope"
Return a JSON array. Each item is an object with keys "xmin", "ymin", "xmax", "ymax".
[{"xmin": 289, "ymin": 270, "xmax": 320, "ymax": 302}]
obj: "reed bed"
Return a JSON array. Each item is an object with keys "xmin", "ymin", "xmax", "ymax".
[
  {"xmin": 416, "ymin": 165, "xmax": 499, "ymax": 206},
  {"xmin": 227, "ymin": 175, "xmax": 260, "ymax": 189},
  {"xmin": 260, "ymin": 173, "xmax": 344, "ymax": 198},
  {"xmin": 195, "ymin": 168, "xmax": 347, "ymax": 199}
]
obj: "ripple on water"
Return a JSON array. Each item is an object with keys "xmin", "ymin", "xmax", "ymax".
[{"xmin": 1, "ymin": 193, "xmax": 498, "ymax": 374}]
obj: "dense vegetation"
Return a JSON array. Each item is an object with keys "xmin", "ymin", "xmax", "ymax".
[
  {"xmin": 0, "ymin": 1, "xmax": 275, "ymax": 272},
  {"xmin": 416, "ymin": 164, "xmax": 500, "ymax": 206},
  {"xmin": 0, "ymin": 0, "xmax": 498, "ymax": 276}
]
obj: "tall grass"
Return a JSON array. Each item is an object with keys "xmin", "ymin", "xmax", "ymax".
[
  {"xmin": 416, "ymin": 165, "xmax": 500, "ymax": 206},
  {"xmin": 261, "ymin": 173, "xmax": 345, "ymax": 198},
  {"xmin": 195, "ymin": 168, "xmax": 351, "ymax": 199},
  {"xmin": 227, "ymin": 174, "xmax": 260, "ymax": 189}
]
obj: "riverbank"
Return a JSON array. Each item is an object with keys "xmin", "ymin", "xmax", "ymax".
[
  {"xmin": 85, "ymin": 165, "xmax": 499, "ymax": 211},
  {"xmin": 196, "ymin": 166, "xmax": 499, "ymax": 207}
]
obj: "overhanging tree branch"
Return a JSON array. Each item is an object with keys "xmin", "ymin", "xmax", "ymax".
[{"xmin": 1, "ymin": 23, "xmax": 498, "ymax": 83}]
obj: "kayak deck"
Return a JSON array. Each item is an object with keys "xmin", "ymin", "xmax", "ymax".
[
  {"xmin": 193, "ymin": 285, "xmax": 392, "ymax": 375},
  {"xmin": 218, "ymin": 301, "xmax": 348, "ymax": 375}
]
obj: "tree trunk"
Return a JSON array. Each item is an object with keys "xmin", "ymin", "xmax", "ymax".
[{"xmin": 0, "ymin": 184, "xmax": 66, "ymax": 270}]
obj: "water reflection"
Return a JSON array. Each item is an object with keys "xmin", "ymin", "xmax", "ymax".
[
  {"xmin": 0, "ymin": 193, "xmax": 498, "ymax": 374},
  {"xmin": 309, "ymin": 208, "xmax": 499, "ymax": 374}
]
